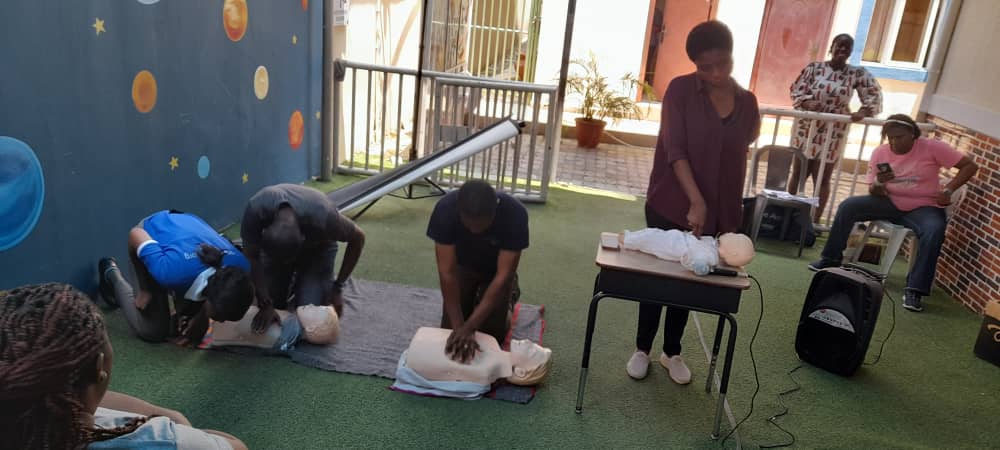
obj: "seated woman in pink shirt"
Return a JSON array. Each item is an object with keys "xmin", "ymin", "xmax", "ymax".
[{"xmin": 809, "ymin": 114, "xmax": 978, "ymax": 312}]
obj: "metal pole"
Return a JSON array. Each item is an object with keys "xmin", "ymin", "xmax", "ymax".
[
  {"xmin": 411, "ymin": 0, "xmax": 431, "ymax": 161},
  {"xmin": 320, "ymin": 0, "xmax": 336, "ymax": 181},
  {"xmin": 549, "ymin": 0, "xmax": 576, "ymax": 183}
]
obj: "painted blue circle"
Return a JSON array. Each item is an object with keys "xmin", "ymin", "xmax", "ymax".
[
  {"xmin": 197, "ymin": 156, "xmax": 211, "ymax": 179},
  {"xmin": 0, "ymin": 137, "xmax": 45, "ymax": 251}
]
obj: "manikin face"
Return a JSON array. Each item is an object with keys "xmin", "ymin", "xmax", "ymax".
[{"xmin": 509, "ymin": 339, "xmax": 550, "ymax": 370}]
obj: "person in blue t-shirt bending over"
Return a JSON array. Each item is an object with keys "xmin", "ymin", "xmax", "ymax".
[
  {"xmin": 427, "ymin": 180, "xmax": 529, "ymax": 363},
  {"xmin": 98, "ymin": 210, "xmax": 253, "ymax": 345}
]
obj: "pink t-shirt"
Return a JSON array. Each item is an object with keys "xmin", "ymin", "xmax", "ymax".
[{"xmin": 866, "ymin": 137, "xmax": 964, "ymax": 211}]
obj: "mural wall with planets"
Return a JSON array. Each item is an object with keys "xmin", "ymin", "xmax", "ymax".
[{"xmin": 0, "ymin": 0, "xmax": 324, "ymax": 291}]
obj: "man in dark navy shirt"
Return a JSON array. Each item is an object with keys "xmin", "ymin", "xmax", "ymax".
[{"xmin": 427, "ymin": 180, "xmax": 529, "ymax": 363}]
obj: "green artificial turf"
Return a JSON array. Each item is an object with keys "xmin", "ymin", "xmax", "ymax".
[{"xmin": 102, "ymin": 177, "xmax": 999, "ymax": 449}]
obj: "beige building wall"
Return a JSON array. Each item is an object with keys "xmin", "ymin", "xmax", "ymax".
[{"xmin": 926, "ymin": 0, "xmax": 1000, "ymax": 137}]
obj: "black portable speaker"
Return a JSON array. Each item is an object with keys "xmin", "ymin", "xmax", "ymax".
[{"xmin": 795, "ymin": 267, "xmax": 884, "ymax": 376}]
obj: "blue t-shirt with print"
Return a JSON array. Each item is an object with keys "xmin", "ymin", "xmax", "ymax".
[{"xmin": 138, "ymin": 211, "xmax": 249, "ymax": 294}]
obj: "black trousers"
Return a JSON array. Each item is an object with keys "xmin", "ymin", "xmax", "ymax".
[{"xmin": 635, "ymin": 203, "xmax": 690, "ymax": 356}]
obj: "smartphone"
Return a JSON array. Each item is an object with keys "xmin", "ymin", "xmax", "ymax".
[{"xmin": 877, "ymin": 162, "xmax": 892, "ymax": 174}]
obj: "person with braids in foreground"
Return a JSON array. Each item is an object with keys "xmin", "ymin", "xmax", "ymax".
[
  {"xmin": 98, "ymin": 210, "xmax": 254, "ymax": 345},
  {"xmin": 0, "ymin": 283, "xmax": 247, "ymax": 449}
]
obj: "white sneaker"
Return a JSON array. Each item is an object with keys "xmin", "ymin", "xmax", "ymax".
[
  {"xmin": 659, "ymin": 353, "xmax": 692, "ymax": 385},
  {"xmin": 626, "ymin": 351, "xmax": 650, "ymax": 380}
]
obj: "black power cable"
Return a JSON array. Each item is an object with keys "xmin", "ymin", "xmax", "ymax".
[
  {"xmin": 719, "ymin": 275, "xmax": 765, "ymax": 445},
  {"xmin": 736, "ymin": 274, "xmax": 899, "ymax": 448}
]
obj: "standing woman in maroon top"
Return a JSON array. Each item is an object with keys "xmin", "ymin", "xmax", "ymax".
[{"xmin": 626, "ymin": 21, "xmax": 760, "ymax": 384}]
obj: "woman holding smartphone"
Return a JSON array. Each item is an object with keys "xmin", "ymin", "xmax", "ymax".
[{"xmin": 808, "ymin": 114, "xmax": 978, "ymax": 312}]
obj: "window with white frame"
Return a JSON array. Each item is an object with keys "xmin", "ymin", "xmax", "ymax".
[{"xmin": 862, "ymin": 0, "xmax": 941, "ymax": 68}]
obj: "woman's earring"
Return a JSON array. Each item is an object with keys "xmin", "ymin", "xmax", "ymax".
[{"xmin": 95, "ymin": 352, "xmax": 108, "ymax": 383}]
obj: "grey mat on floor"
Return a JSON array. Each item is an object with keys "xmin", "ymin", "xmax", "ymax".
[{"xmin": 278, "ymin": 279, "xmax": 545, "ymax": 403}]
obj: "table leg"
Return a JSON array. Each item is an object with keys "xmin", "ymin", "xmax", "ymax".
[
  {"xmin": 705, "ymin": 316, "xmax": 726, "ymax": 394},
  {"xmin": 575, "ymin": 292, "xmax": 605, "ymax": 414},
  {"xmin": 711, "ymin": 314, "xmax": 739, "ymax": 440}
]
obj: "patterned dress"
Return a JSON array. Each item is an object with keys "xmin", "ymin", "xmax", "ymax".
[{"xmin": 789, "ymin": 62, "xmax": 883, "ymax": 163}]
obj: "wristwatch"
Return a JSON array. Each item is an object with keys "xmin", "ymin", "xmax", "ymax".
[
  {"xmin": 333, "ymin": 280, "xmax": 345, "ymax": 291},
  {"xmin": 942, "ymin": 187, "xmax": 953, "ymax": 196}
]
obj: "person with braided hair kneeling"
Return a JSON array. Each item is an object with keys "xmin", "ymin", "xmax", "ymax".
[
  {"xmin": 0, "ymin": 283, "xmax": 247, "ymax": 449},
  {"xmin": 98, "ymin": 210, "xmax": 254, "ymax": 345}
]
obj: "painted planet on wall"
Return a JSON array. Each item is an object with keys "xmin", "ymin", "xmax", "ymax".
[
  {"xmin": 132, "ymin": 70, "xmax": 157, "ymax": 113},
  {"xmin": 288, "ymin": 110, "xmax": 304, "ymax": 150},
  {"xmin": 198, "ymin": 156, "xmax": 211, "ymax": 179},
  {"xmin": 254, "ymin": 66, "xmax": 269, "ymax": 100},
  {"xmin": 0, "ymin": 137, "xmax": 45, "ymax": 252},
  {"xmin": 223, "ymin": 0, "xmax": 248, "ymax": 42}
]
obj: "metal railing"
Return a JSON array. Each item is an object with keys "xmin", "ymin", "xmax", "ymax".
[
  {"xmin": 332, "ymin": 59, "xmax": 558, "ymax": 202},
  {"xmin": 428, "ymin": 0, "xmax": 543, "ymax": 81},
  {"xmin": 750, "ymin": 108, "xmax": 936, "ymax": 226}
]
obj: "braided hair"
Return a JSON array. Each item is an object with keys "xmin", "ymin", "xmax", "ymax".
[{"xmin": 0, "ymin": 283, "xmax": 148, "ymax": 449}]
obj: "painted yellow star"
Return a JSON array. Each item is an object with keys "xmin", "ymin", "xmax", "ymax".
[
  {"xmin": 315, "ymin": 111, "xmax": 321, "ymax": 120},
  {"xmin": 292, "ymin": 35, "xmax": 298, "ymax": 45},
  {"xmin": 242, "ymin": 173, "xmax": 249, "ymax": 184},
  {"xmin": 169, "ymin": 157, "xmax": 179, "ymax": 171},
  {"xmin": 93, "ymin": 18, "xmax": 106, "ymax": 35}
]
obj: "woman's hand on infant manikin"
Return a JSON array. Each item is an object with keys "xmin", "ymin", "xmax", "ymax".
[{"xmin": 445, "ymin": 327, "xmax": 480, "ymax": 364}]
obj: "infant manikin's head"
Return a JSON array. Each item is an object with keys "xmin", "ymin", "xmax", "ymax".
[
  {"xmin": 296, "ymin": 305, "xmax": 340, "ymax": 345},
  {"xmin": 507, "ymin": 339, "xmax": 552, "ymax": 386},
  {"xmin": 717, "ymin": 233, "xmax": 755, "ymax": 267}
]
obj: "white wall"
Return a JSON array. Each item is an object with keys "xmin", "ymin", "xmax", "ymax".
[
  {"xmin": 716, "ymin": 0, "xmax": 766, "ymax": 88},
  {"xmin": 342, "ymin": 0, "xmax": 422, "ymax": 67},
  {"xmin": 926, "ymin": 1, "xmax": 1000, "ymax": 137},
  {"xmin": 829, "ymin": 0, "xmax": 864, "ymax": 47},
  {"xmin": 535, "ymin": 0, "xmax": 649, "ymax": 99}
]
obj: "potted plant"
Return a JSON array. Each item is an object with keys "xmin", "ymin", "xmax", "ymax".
[{"xmin": 566, "ymin": 52, "xmax": 654, "ymax": 148}]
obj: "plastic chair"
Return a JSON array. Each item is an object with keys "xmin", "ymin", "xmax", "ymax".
[
  {"xmin": 845, "ymin": 184, "xmax": 967, "ymax": 280},
  {"xmin": 748, "ymin": 145, "xmax": 812, "ymax": 257}
]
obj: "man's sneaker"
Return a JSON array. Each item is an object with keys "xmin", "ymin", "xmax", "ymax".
[
  {"xmin": 98, "ymin": 257, "xmax": 120, "ymax": 307},
  {"xmin": 659, "ymin": 353, "xmax": 692, "ymax": 385},
  {"xmin": 808, "ymin": 258, "xmax": 841, "ymax": 272},
  {"xmin": 902, "ymin": 290, "xmax": 924, "ymax": 312},
  {"xmin": 626, "ymin": 351, "xmax": 651, "ymax": 380}
]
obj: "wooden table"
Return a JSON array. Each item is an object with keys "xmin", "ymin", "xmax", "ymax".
[{"xmin": 575, "ymin": 233, "xmax": 750, "ymax": 439}]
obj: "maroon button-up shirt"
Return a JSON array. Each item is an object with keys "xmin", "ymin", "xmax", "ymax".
[{"xmin": 646, "ymin": 73, "xmax": 760, "ymax": 236}]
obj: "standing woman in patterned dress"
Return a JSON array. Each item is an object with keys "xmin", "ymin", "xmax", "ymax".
[{"xmin": 788, "ymin": 34, "xmax": 883, "ymax": 221}]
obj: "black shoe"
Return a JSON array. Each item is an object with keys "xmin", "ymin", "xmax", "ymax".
[
  {"xmin": 902, "ymin": 290, "xmax": 924, "ymax": 312},
  {"xmin": 808, "ymin": 258, "xmax": 841, "ymax": 272},
  {"xmin": 98, "ymin": 257, "xmax": 121, "ymax": 308}
]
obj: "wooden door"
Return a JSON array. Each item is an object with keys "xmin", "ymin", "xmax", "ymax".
[
  {"xmin": 642, "ymin": 0, "xmax": 716, "ymax": 99},
  {"xmin": 749, "ymin": 0, "xmax": 838, "ymax": 107}
]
